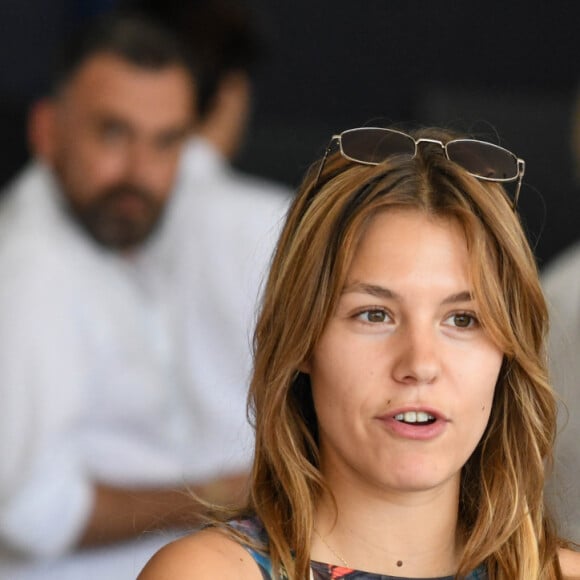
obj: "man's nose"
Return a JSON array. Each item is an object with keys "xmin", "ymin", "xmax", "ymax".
[{"xmin": 125, "ymin": 142, "xmax": 158, "ymax": 188}]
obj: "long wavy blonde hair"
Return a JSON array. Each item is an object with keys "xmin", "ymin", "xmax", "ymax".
[{"xmin": 244, "ymin": 127, "xmax": 560, "ymax": 579}]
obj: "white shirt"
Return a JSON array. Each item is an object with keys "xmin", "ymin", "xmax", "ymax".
[
  {"xmin": 542, "ymin": 241, "xmax": 580, "ymax": 544},
  {"xmin": 154, "ymin": 138, "xmax": 291, "ymax": 479},
  {"xmin": 0, "ymin": 140, "xmax": 291, "ymax": 578}
]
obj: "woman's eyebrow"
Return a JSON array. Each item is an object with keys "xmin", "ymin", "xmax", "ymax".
[
  {"xmin": 342, "ymin": 283, "xmax": 474, "ymax": 305},
  {"xmin": 441, "ymin": 291, "xmax": 474, "ymax": 305},
  {"xmin": 342, "ymin": 282, "xmax": 400, "ymax": 300}
]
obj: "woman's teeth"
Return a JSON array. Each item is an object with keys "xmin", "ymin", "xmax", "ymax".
[{"xmin": 394, "ymin": 411, "xmax": 436, "ymax": 424}]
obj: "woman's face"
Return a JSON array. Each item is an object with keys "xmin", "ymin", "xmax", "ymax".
[{"xmin": 306, "ymin": 208, "xmax": 503, "ymax": 496}]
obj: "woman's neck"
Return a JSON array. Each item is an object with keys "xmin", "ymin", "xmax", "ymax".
[{"xmin": 312, "ymin": 476, "xmax": 462, "ymax": 577}]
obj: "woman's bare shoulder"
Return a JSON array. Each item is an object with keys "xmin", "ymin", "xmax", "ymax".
[
  {"xmin": 137, "ymin": 527, "xmax": 263, "ymax": 580},
  {"xmin": 559, "ymin": 547, "xmax": 580, "ymax": 579}
]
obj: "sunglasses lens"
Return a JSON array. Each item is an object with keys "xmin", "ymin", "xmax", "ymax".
[
  {"xmin": 341, "ymin": 129, "xmax": 415, "ymax": 164},
  {"xmin": 446, "ymin": 140, "xmax": 518, "ymax": 180}
]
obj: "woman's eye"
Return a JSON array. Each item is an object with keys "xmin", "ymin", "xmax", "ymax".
[
  {"xmin": 357, "ymin": 309, "xmax": 389, "ymax": 323},
  {"xmin": 446, "ymin": 313, "xmax": 478, "ymax": 328}
]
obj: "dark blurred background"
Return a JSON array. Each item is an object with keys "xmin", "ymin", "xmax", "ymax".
[{"xmin": 0, "ymin": 0, "xmax": 578, "ymax": 267}]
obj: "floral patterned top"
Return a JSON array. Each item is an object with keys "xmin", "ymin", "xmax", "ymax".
[{"xmin": 227, "ymin": 517, "xmax": 488, "ymax": 580}]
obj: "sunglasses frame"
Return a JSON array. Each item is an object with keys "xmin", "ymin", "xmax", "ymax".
[{"xmin": 315, "ymin": 127, "xmax": 525, "ymax": 208}]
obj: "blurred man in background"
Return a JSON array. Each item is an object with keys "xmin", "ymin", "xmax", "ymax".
[
  {"xmin": 0, "ymin": 11, "xmax": 266, "ymax": 579},
  {"xmin": 128, "ymin": 1, "xmax": 293, "ymax": 481},
  {"xmin": 126, "ymin": 0, "xmax": 292, "ymax": 254}
]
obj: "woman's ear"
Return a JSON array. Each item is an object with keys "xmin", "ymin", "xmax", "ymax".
[
  {"xmin": 28, "ymin": 99, "xmax": 57, "ymax": 162},
  {"xmin": 298, "ymin": 359, "xmax": 311, "ymax": 374}
]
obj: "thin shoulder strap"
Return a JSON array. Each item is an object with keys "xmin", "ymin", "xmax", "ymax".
[{"xmin": 245, "ymin": 547, "xmax": 274, "ymax": 579}]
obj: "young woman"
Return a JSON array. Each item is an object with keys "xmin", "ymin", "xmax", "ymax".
[{"xmin": 139, "ymin": 127, "xmax": 580, "ymax": 579}]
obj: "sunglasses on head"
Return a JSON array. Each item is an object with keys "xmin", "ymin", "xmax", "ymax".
[{"xmin": 315, "ymin": 127, "xmax": 525, "ymax": 208}]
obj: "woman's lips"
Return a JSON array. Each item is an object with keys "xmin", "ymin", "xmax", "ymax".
[{"xmin": 376, "ymin": 407, "xmax": 449, "ymax": 440}]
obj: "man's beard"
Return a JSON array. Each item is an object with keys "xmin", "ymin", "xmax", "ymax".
[{"xmin": 65, "ymin": 184, "xmax": 167, "ymax": 250}]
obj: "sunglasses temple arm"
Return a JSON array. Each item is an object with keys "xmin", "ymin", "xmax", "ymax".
[
  {"xmin": 314, "ymin": 146, "xmax": 332, "ymax": 185},
  {"xmin": 513, "ymin": 158, "xmax": 525, "ymax": 209}
]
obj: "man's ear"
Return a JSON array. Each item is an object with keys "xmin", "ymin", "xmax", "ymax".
[
  {"xmin": 28, "ymin": 99, "xmax": 57, "ymax": 162},
  {"xmin": 197, "ymin": 71, "xmax": 251, "ymax": 160}
]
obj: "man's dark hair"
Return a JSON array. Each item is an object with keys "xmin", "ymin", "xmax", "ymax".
[
  {"xmin": 51, "ymin": 11, "xmax": 193, "ymax": 94},
  {"xmin": 121, "ymin": 0, "xmax": 264, "ymax": 117}
]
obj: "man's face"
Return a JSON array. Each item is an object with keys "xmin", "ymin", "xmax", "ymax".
[{"xmin": 43, "ymin": 53, "xmax": 194, "ymax": 249}]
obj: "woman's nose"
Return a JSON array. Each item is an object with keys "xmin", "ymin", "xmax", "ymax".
[{"xmin": 391, "ymin": 325, "xmax": 440, "ymax": 386}]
